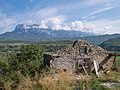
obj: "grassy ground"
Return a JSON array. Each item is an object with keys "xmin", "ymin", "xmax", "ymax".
[{"xmin": 114, "ymin": 56, "xmax": 120, "ymax": 69}]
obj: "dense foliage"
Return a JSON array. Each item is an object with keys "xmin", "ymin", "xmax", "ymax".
[
  {"xmin": 9, "ymin": 45, "xmax": 44, "ymax": 75},
  {"xmin": 0, "ymin": 45, "xmax": 45, "ymax": 89}
]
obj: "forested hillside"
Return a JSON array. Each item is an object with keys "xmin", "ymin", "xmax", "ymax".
[
  {"xmin": 79, "ymin": 34, "xmax": 120, "ymax": 45},
  {"xmin": 99, "ymin": 37, "xmax": 120, "ymax": 52}
]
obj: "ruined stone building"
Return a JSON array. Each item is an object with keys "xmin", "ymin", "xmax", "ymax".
[{"xmin": 44, "ymin": 40, "xmax": 115, "ymax": 75}]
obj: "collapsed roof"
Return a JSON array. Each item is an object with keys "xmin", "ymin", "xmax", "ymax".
[{"xmin": 44, "ymin": 40, "xmax": 115, "ymax": 76}]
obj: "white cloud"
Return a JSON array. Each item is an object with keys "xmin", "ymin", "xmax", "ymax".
[
  {"xmin": 35, "ymin": 8, "xmax": 58, "ymax": 19},
  {"xmin": 88, "ymin": 19, "xmax": 120, "ymax": 34},
  {"xmin": 0, "ymin": 7, "xmax": 65, "ymax": 34},
  {"xmin": 82, "ymin": 0, "xmax": 120, "ymax": 20},
  {"xmin": 34, "ymin": 17, "xmax": 120, "ymax": 34},
  {"xmin": 0, "ymin": 12, "xmax": 17, "ymax": 33},
  {"xmin": 82, "ymin": 5, "xmax": 118, "ymax": 19},
  {"xmin": 0, "ymin": 13, "xmax": 120, "ymax": 35},
  {"xmin": 19, "ymin": 7, "xmax": 66, "ymax": 24},
  {"xmin": 58, "ymin": 0, "xmax": 116, "ymax": 11},
  {"xmin": 0, "ymin": 0, "xmax": 120, "ymax": 35},
  {"xmin": 37, "ymin": 18, "xmax": 95, "ymax": 33},
  {"xmin": 39, "ymin": 17, "xmax": 63, "ymax": 29},
  {"xmin": 64, "ymin": 21, "xmax": 84, "ymax": 31}
]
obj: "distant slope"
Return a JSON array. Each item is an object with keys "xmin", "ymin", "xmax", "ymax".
[
  {"xmin": 99, "ymin": 37, "xmax": 120, "ymax": 52},
  {"xmin": 79, "ymin": 34, "xmax": 120, "ymax": 45}
]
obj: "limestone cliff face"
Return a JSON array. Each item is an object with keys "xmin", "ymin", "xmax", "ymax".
[{"xmin": 44, "ymin": 40, "xmax": 114, "ymax": 74}]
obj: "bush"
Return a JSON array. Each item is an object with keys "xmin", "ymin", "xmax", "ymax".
[
  {"xmin": 0, "ymin": 45, "xmax": 45, "ymax": 89},
  {"xmin": 8, "ymin": 45, "xmax": 45, "ymax": 76}
]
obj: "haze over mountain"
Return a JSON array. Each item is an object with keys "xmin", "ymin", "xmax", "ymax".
[
  {"xmin": 0, "ymin": 23, "xmax": 120, "ymax": 45},
  {"xmin": 0, "ymin": 24, "xmax": 95, "ymax": 41}
]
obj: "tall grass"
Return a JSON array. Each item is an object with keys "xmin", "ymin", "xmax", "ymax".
[
  {"xmin": 1, "ymin": 70, "xmax": 120, "ymax": 90},
  {"xmin": 0, "ymin": 71, "xmax": 38, "ymax": 90},
  {"xmin": 78, "ymin": 74, "xmax": 108, "ymax": 90},
  {"xmin": 1, "ymin": 71, "xmax": 75, "ymax": 90},
  {"xmin": 115, "ymin": 56, "xmax": 120, "ymax": 68},
  {"xmin": 39, "ymin": 71, "xmax": 75, "ymax": 90}
]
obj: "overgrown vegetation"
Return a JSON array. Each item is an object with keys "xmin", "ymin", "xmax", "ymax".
[
  {"xmin": 78, "ymin": 75, "xmax": 108, "ymax": 90},
  {"xmin": 113, "ymin": 56, "xmax": 120, "ymax": 70},
  {"xmin": 0, "ymin": 45, "xmax": 45, "ymax": 89},
  {"xmin": 0, "ymin": 41, "xmax": 120, "ymax": 90}
]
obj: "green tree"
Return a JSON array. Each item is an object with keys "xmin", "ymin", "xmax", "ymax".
[{"xmin": 9, "ymin": 45, "xmax": 45, "ymax": 76}]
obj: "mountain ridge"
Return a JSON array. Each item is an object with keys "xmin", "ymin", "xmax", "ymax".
[
  {"xmin": 78, "ymin": 34, "xmax": 120, "ymax": 45},
  {"xmin": 0, "ymin": 24, "xmax": 94, "ymax": 41},
  {"xmin": 0, "ymin": 24, "xmax": 120, "ymax": 45}
]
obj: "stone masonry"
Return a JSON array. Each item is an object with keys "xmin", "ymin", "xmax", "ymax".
[{"xmin": 44, "ymin": 40, "xmax": 114, "ymax": 74}]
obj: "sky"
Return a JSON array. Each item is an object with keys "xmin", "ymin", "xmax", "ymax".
[{"xmin": 0, "ymin": 0, "xmax": 120, "ymax": 34}]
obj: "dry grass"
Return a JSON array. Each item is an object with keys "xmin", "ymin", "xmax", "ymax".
[
  {"xmin": 2, "ymin": 71, "xmax": 76, "ymax": 90},
  {"xmin": 2, "ymin": 80, "xmax": 14, "ymax": 90},
  {"xmin": 99, "ymin": 71, "xmax": 120, "ymax": 82},
  {"xmin": 1, "ymin": 72, "xmax": 38, "ymax": 90},
  {"xmin": 17, "ymin": 76, "xmax": 36, "ymax": 90},
  {"xmin": 39, "ymin": 71, "xmax": 75, "ymax": 90},
  {"xmin": 3, "ymin": 70, "xmax": 118, "ymax": 90}
]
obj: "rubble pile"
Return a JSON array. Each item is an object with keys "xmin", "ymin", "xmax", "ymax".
[{"xmin": 44, "ymin": 40, "xmax": 114, "ymax": 75}]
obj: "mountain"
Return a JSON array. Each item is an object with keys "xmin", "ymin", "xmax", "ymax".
[
  {"xmin": 99, "ymin": 37, "xmax": 120, "ymax": 52},
  {"xmin": 0, "ymin": 24, "xmax": 120, "ymax": 45},
  {"xmin": 0, "ymin": 24, "xmax": 94, "ymax": 41},
  {"xmin": 78, "ymin": 34, "xmax": 120, "ymax": 45}
]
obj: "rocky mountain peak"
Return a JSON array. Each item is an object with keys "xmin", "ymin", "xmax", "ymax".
[
  {"xmin": 0, "ymin": 24, "xmax": 95, "ymax": 41},
  {"xmin": 15, "ymin": 24, "xmax": 41, "ymax": 30}
]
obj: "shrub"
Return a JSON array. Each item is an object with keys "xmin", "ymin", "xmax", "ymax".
[
  {"xmin": 8, "ymin": 45, "xmax": 45, "ymax": 76},
  {"xmin": 0, "ymin": 45, "xmax": 45, "ymax": 89}
]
